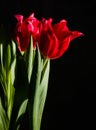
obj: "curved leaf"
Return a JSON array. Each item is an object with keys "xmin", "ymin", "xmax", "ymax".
[{"xmin": 15, "ymin": 99, "xmax": 28, "ymax": 129}]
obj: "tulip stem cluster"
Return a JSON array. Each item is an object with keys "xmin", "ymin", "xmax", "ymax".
[
  {"xmin": 0, "ymin": 12, "xmax": 83, "ymax": 130},
  {"xmin": 0, "ymin": 34, "xmax": 50, "ymax": 130}
]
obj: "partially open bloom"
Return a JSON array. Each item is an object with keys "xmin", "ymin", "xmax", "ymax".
[
  {"xmin": 38, "ymin": 18, "xmax": 83, "ymax": 59},
  {"xmin": 14, "ymin": 13, "xmax": 39, "ymax": 51}
]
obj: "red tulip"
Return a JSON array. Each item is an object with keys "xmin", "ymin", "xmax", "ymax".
[
  {"xmin": 14, "ymin": 13, "xmax": 39, "ymax": 51},
  {"xmin": 38, "ymin": 18, "xmax": 83, "ymax": 59}
]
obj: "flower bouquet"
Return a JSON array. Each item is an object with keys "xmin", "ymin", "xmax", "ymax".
[{"xmin": 0, "ymin": 13, "xmax": 83, "ymax": 130}]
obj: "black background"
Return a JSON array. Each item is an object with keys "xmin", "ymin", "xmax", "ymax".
[{"xmin": 0, "ymin": 0, "xmax": 96, "ymax": 129}]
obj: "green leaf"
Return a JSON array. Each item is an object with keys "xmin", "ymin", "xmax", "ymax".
[
  {"xmin": 38, "ymin": 59, "xmax": 50, "ymax": 126},
  {"xmin": 5, "ymin": 42, "xmax": 16, "ymax": 119},
  {"xmin": 0, "ymin": 41, "xmax": 16, "ymax": 120},
  {"xmin": 0, "ymin": 39, "xmax": 16, "ymax": 129},
  {"xmin": 15, "ymin": 99, "xmax": 28, "ymax": 129},
  {"xmin": 10, "ymin": 40, "xmax": 16, "ymax": 85},
  {"xmin": 0, "ymin": 41, "xmax": 16, "ymax": 87},
  {"xmin": 28, "ymin": 45, "xmax": 50, "ymax": 130},
  {"xmin": 9, "ymin": 51, "xmax": 29, "ymax": 130},
  {"xmin": 0, "ymin": 99, "xmax": 9, "ymax": 130},
  {"xmin": 25, "ymin": 36, "xmax": 34, "ymax": 83},
  {"xmin": 16, "ymin": 99, "xmax": 28, "ymax": 122},
  {"xmin": 0, "ymin": 43, "xmax": 7, "ymax": 96},
  {"xmin": 0, "ymin": 64, "xmax": 7, "ymax": 96},
  {"xmin": 28, "ymin": 45, "xmax": 42, "ymax": 130}
]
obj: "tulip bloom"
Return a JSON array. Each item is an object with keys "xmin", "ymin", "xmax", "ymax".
[
  {"xmin": 14, "ymin": 13, "xmax": 39, "ymax": 51},
  {"xmin": 38, "ymin": 18, "xmax": 83, "ymax": 59}
]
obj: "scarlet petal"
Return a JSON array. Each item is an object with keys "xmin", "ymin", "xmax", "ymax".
[
  {"xmin": 70, "ymin": 31, "xmax": 84, "ymax": 41},
  {"xmin": 53, "ymin": 37, "xmax": 71, "ymax": 59},
  {"xmin": 46, "ymin": 34, "xmax": 59, "ymax": 58},
  {"xmin": 28, "ymin": 13, "xmax": 34, "ymax": 18},
  {"xmin": 53, "ymin": 20, "xmax": 68, "ymax": 33},
  {"xmin": 26, "ymin": 13, "xmax": 35, "ymax": 23},
  {"xmin": 53, "ymin": 20, "xmax": 71, "ymax": 41},
  {"xmin": 14, "ymin": 15, "xmax": 23, "ymax": 23}
]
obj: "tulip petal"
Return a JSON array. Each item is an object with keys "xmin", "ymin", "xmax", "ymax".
[
  {"xmin": 53, "ymin": 20, "xmax": 71, "ymax": 40},
  {"xmin": 46, "ymin": 34, "xmax": 59, "ymax": 58},
  {"xmin": 53, "ymin": 37, "xmax": 71, "ymax": 59},
  {"xmin": 53, "ymin": 20, "xmax": 68, "ymax": 33},
  {"xmin": 14, "ymin": 15, "xmax": 23, "ymax": 23},
  {"xmin": 70, "ymin": 31, "xmax": 84, "ymax": 41},
  {"xmin": 28, "ymin": 13, "xmax": 34, "ymax": 18},
  {"xmin": 26, "ymin": 13, "xmax": 35, "ymax": 23}
]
